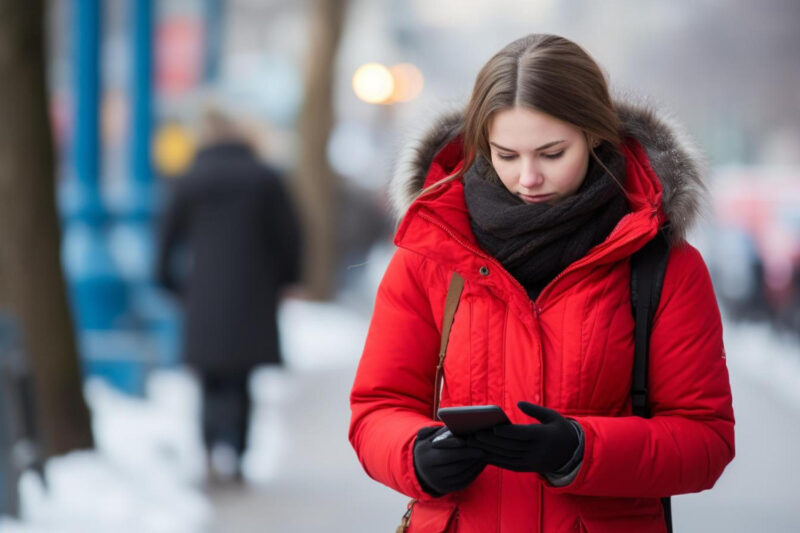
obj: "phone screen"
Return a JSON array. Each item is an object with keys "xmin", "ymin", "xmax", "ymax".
[{"xmin": 437, "ymin": 405, "xmax": 510, "ymax": 437}]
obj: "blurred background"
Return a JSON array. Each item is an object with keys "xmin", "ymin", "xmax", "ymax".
[{"xmin": 0, "ymin": 0, "xmax": 798, "ymax": 531}]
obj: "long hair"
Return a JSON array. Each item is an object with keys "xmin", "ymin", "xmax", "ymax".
[{"xmin": 420, "ymin": 34, "xmax": 625, "ymax": 197}]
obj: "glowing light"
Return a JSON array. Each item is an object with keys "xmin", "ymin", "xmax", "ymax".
[
  {"xmin": 352, "ymin": 63, "xmax": 395, "ymax": 104},
  {"xmin": 389, "ymin": 63, "xmax": 424, "ymax": 103}
]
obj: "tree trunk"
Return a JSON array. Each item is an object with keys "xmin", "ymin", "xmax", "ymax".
[
  {"xmin": 0, "ymin": 1, "xmax": 93, "ymax": 456},
  {"xmin": 295, "ymin": 0, "xmax": 347, "ymax": 300}
]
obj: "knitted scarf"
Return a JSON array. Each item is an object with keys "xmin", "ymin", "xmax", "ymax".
[{"xmin": 463, "ymin": 144, "xmax": 629, "ymax": 300}]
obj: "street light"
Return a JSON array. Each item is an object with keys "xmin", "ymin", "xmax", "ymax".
[
  {"xmin": 352, "ymin": 62, "xmax": 424, "ymax": 105},
  {"xmin": 352, "ymin": 63, "xmax": 395, "ymax": 104},
  {"xmin": 344, "ymin": 62, "xmax": 425, "ymax": 187},
  {"xmin": 388, "ymin": 63, "xmax": 424, "ymax": 103}
]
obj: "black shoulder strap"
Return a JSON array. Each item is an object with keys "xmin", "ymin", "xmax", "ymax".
[
  {"xmin": 630, "ymin": 228, "xmax": 673, "ymax": 533},
  {"xmin": 630, "ymin": 229, "xmax": 670, "ymax": 418}
]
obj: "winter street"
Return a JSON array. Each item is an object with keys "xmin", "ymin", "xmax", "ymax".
[{"xmin": 1, "ymin": 3, "xmax": 798, "ymax": 532}]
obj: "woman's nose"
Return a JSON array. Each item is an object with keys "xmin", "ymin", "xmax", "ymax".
[{"xmin": 519, "ymin": 160, "xmax": 544, "ymax": 188}]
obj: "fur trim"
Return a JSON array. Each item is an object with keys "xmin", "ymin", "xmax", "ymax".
[
  {"xmin": 388, "ymin": 96, "xmax": 709, "ymax": 242},
  {"xmin": 388, "ymin": 108, "xmax": 463, "ymax": 220}
]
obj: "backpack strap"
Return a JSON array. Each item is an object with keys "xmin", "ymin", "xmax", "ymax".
[
  {"xmin": 433, "ymin": 272, "xmax": 465, "ymax": 420},
  {"xmin": 630, "ymin": 230, "xmax": 670, "ymax": 418},
  {"xmin": 630, "ymin": 228, "xmax": 673, "ymax": 532}
]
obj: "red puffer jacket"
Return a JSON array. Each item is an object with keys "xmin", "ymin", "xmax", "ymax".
[{"xmin": 349, "ymin": 101, "xmax": 735, "ymax": 533}]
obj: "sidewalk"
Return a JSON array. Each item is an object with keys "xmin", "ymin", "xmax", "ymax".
[{"xmin": 206, "ymin": 365, "xmax": 407, "ymax": 532}]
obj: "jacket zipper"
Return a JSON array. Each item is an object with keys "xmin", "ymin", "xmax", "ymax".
[{"xmin": 418, "ymin": 211, "xmax": 604, "ymax": 533}]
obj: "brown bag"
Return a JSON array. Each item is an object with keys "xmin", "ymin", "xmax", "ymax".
[{"xmin": 396, "ymin": 272, "xmax": 465, "ymax": 532}]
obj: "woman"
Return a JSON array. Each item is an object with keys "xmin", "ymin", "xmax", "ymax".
[{"xmin": 349, "ymin": 34, "xmax": 734, "ymax": 532}]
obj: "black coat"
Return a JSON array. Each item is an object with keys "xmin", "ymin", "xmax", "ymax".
[{"xmin": 156, "ymin": 142, "xmax": 301, "ymax": 375}]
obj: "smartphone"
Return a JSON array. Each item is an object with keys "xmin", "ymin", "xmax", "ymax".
[{"xmin": 437, "ymin": 405, "xmax": 511, "ymax": 437}]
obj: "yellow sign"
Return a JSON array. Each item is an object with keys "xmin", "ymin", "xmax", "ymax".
[{"xmin": 153, "ymin": 123, "xmax": 195, "ymax": 177}]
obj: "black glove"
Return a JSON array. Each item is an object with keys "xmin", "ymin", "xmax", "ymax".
[
  {"xmin": 466, "ymin": 401, "xmax": 580, "ymax": 474},
  {"xmin": 413, "ymin": 426, "xmax": 487, "ymax": 496}
]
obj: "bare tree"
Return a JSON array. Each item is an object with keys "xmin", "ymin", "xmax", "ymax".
[
  {"xmin": 295, "ymin": 0, "xmax": 348, "ymax": 300},
  {"xmin": 0, "ymin": 1, "xmax": 93, "ymax": 456}
]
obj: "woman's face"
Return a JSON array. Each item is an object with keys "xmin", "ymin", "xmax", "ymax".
[{"xmin": 487, "ymin": 106, "xmax": 593, "ymax": 205}]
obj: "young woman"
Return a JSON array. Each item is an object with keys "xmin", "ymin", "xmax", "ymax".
[{"xmin": 349, "ymin": 34, "xmax": 734, "ymax": 532}]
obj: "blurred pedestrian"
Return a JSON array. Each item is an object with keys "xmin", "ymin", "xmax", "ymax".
[
  {"xmin": 156, "ymin": 104, "xmax": 302, "ymax": 484},
  {"xmin": 349, "ymin": 34, "xmax": 734, "ymax": 531}
]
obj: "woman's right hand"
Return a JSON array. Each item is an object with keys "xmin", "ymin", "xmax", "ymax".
[{"xmin": 413, "ymin": 426, "xmax": 487, "ymax": 496}]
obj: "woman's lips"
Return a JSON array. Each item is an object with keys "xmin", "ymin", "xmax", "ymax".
[{"xmin": 520, "ymin": 193, "xmax": 554, "ymax": 203}]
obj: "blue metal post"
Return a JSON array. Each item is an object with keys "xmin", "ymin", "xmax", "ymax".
[
  {"xmin": 63, "ymin": 0, "xmax": 129, "ymax": 388},
  {"xmin": 116, "ymin": 0, "xmax": 155, "ymax": 277},
  {"xmin": 111, "ymin": 0, "xmax": 179, "ymax": 385},
  {"xmin": 130, "ymin": 0, "xmax": 153, "ymax": 205},
  {"xmin": 204, "ymin": 0, "xmax": 223, "ymax": 82},
  {"xmin": 71, "ymin": 0, "xmax": 102, "ymax": 221}
]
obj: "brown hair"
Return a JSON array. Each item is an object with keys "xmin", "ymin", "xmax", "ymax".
[{"xmin": 420, "ymin": 34, "xmax": 624, "ymax": 197}]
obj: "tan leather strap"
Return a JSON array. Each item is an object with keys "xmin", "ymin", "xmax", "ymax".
[
  {"xmin": 398, "ymin": 274, "xmax": 463, "ymax": 531},
  {"xmin": 433, "ymin": 272, "xmax": 465, "ymax": 420},
  {"xmin": 395, "ymin": 499, "xmax": 416, "ymax": 533}
]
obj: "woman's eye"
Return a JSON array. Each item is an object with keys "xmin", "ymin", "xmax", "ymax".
[
  {"xmin": 497, "ymin": 153, "xmax": 517, "ymax": 161},
  {"xmin": 543, "ymin": 151, "xmax": 564, "ymax": 159}
]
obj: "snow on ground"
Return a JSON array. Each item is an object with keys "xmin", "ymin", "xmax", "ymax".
[
  {"xmin": 276, "ymin": 298, "xmax": 370, "ymax": 370},
  {"xmin": 0, "ymin": 295, "xmax": 375, "ymax": 533},
  {"xmin": 0, "ymin": 373, "xmax": 213, "ymax": 533}
]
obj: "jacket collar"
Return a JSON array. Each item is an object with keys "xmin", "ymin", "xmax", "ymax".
[
  {"xmin": 389, "ymin": 98, "xmax": 707, "ymax": 304},
  {"xmin": 389, "ymin": 97, "xmax": 708, "ymax": 247},
  {"xmin": 393, "ymin": 136, "xmax": 665, "ymax": 292}
]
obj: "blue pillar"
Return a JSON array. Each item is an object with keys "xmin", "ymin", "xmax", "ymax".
[
  {"xmin": 130, "ymin": 0, "xmax": 154, "ymax": 205},
  {"xmin": 113, "ymin": 0, "xmax": 155, "ymax": 279},
  {"xmin": 109, "ymin": 0, "xmax": 157, "ymax": 218},
  {"xmin": 69, "ymin": 0, "xmax": 102, "ymax": 221},
  {"xmin": 204, "ymin": 0, "xmax": 223, "ymax": 82},
  {"xmin": 114, "ymin": 0, "xmax": 157, "ymax": 285},
  {"xmin": 63, "ymin": 0, "xmax": 127, "ymax": 332},
  {"xmin": 112, "ymin": 0, "xmax": 181, "ymax": 374},
  {"xmin": 63, "ymin": 0, "xmax": 128, "ymax": 337},
  {"xmin": 111, "ymin": 0, "xmax": 156, "ymax": 269}
]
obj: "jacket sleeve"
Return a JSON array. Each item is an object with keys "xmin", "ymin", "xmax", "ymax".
[
  {"xmin": 265, "ymin": 172, "xmax": 302, "ymax": 287},
  {"xmin": 155, "ymin": 182, "xmax": 188, "ymax": 293},
  {"xmin": 548, "ymin": 242, "xmax": 735, "ymax": 498},
  {"xmin": 349, "ymin": 248, "xmax": 445, "ymax": 499}
]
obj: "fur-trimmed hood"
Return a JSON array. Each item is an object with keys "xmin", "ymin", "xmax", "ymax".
[{"xmin": 389, "ymin": 97, "xmax": 708, "ymax": 242}]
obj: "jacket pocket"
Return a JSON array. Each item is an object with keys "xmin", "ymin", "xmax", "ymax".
[
  {"xmin": 573, "ymin": 496, "xmax": 666, "ymax": 533},
  {"xmin": 577, "ymin": 514, "xmax": 666, "ymax": 533},
  {"xmin": 406, "ymin": 500, "xmax": 458, "ymax": 533}
]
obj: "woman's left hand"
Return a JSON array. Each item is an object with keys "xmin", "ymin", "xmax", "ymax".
[{"xmin": 467, "ymin": 401, "xmax": 580, "ymax": 474}]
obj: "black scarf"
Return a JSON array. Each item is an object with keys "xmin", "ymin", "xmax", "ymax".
[{"xmin": 464, "ymin": 144, "xmax": 629, "ymax": 300}]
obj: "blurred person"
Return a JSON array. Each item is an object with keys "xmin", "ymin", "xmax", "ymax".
[
  {"xmin": 156, "ymin": 104, "xmax": 302, "ymax": 484},
  {"xmin": 349, "ymin": 34, "xmax": 734, "ymax": 532}
]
